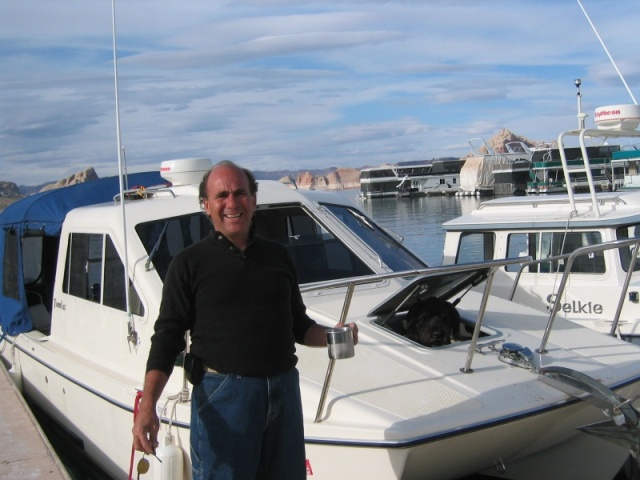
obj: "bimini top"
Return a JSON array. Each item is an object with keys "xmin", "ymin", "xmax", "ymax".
[{"xmin": 0, "ymin": 171, "xmax": 164, "ymax": 335}]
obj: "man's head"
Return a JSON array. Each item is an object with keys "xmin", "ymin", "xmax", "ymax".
[{"xmin": 199, "ymin": 161, "xmax": 258, "ymax": 250}]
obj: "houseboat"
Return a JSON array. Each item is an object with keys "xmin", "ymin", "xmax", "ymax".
[{"xmin": 359, "ymin": 159, "xmax": 464, "ymax": 198}]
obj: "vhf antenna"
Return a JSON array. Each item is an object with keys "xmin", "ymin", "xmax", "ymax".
[{"xmin": 576, "ymin": 0, "xmax": 637, "ymax": 105}]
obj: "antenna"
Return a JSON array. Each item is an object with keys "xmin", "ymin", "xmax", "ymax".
[
  {"xmin": 575, "ymin": 78, "xmax": 587, "ymax": 129},
  {"xmin": 576, "ymin": 0, "xmax": 637, "ymax": 105},
  {"xmin": 111, "ymin": 0, "xmax": 137, "ymax": 348}
]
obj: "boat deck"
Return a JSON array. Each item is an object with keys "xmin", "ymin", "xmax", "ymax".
[{"xmin": 0, "ymin": 363, "xmax": 70, "ymax": 479}]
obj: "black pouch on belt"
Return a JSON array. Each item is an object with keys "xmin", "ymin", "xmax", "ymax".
[{"xmin": 184, "ymin": 352, "xmax": 205, "ymax": 386}]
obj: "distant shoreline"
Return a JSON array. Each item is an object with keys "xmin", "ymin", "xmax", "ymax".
[{"xmin": 0, "ymin": 197, "xmax": 20, "ymax": 212}]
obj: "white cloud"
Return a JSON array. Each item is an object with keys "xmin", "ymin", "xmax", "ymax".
[{"xmin": 1, "ymin": 0, "xmax": 639, "ymax": 185}]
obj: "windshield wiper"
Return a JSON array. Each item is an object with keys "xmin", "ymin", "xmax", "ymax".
[
  {"xmin": 145, "ymin": 222, "xmax": 169, "ymax": 271},
  {"xmin": 349, "ymin": 209, "xmax": 375, "ymax": 230}
]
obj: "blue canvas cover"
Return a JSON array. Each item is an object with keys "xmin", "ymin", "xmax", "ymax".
[{"xmin": 0, "ymin": 171, "xmax": 164, "ymax": 335}]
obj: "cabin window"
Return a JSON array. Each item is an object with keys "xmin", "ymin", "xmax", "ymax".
[
  {"xmin": 2, "ymin": 228, "xmax": 20, "ymax": 300},
  {"xmin": 616, "ymin": 224, "xmax": 640, "ymax": 272},
  {"xmin": 22, "ymin": 233, "xmax": 44, "ymax": 286},
  {"xmin": 506, "ymin": 233, "xmax": 536, "ymax": 272},
  {"xmin": 506, "ymin": 231, "xmax": 605, "ymax": 274},
  {"xmin": 63, "ymin": 233, "xmax": 144, "ymax": 315},
  {"xmin": 456, "ymin": 232, "xmax": 495, "ymax": 264},
  {"xmin": 136, "ymin": 213, "xmax": 213, "ymax": 280}
]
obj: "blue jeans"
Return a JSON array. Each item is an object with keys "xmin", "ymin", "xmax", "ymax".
[{"xmin": 190, "ymin": 368, "xmax": 306, "ymax": 480}]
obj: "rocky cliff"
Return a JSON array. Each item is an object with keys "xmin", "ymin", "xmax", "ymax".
[
  {"xmin": 0, "ymin": 167, "xmax": 99, "ymax": 210},
  {"xmin": 467, "ymin": 128, "xmax": 542, "ymax": 156},
  {"xmin": 284, "ymin": 167, "xmax": 361, "ymax": 190},
  {"xmin": 39, "ymin": 167, "xmax": 99, "ymax": 192},
  {"xmin": 0, "ymin": 182, "xmax": 22, "ymax": 197}
]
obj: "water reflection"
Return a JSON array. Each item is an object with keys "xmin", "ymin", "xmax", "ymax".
[{"xmin": 355, "ymin": 194, "xmax": 481, "ymax": 266}]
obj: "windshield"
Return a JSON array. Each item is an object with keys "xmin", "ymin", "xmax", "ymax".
[
  {"xmin": 253, "ymin": 205, "xmax": 374, "ymax": 283},
  {"xmin": 136, "ymin": 203, "xmax": 427, "ymax": 284},
  {"xmin": 322, "ymin": 203, "xmax": 427, "ymax": 272}
]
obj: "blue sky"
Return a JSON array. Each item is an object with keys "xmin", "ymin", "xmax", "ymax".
[{"xmin": 2, "ymin": 0, "xmax": 639, "ymax": 186}]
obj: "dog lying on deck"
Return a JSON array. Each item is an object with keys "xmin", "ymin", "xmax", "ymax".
[{"xmin": 404, "ymin": 297, "xmax": 461, "ymax": 347}]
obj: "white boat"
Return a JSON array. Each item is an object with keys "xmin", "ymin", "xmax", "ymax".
[
  {"xmin": 524, "ymin": 144, "xmax": 620, "ymax": 195},
  {"xmin": 611, "ymin": 147, "xmax": 640, "ymax": 190},
  {"xmin": 442, "ymin": 105, "xmax": 640, "ymax": 344},
  {"xmin": 2, "ymin": 158, "xmax": 640, "ymax": 480},
  {"xmin": 460, "ymin": 139, "xmax": 537, "ymax": 197},
  {"xmin": 359, "ymin": 160, "xmax": 464, "ymax": 198}
]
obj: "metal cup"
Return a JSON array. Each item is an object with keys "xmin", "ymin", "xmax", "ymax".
[{"xmin": 326, "ymin": 326, "xmax": 354, "ymax": 359}]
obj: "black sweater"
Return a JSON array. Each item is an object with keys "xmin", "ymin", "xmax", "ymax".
[{"xmin": 146, "ymin": 232, "xmax": 317, "ymax": 377}]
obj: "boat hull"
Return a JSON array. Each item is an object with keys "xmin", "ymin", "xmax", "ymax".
[{"xmin": 5, "ymin": 326, "xmax": 638, "ymax": 480}]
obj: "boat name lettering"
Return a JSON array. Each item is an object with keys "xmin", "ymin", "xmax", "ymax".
[
  {"xmin": 546, "ymin": 294, "xmax": 603, "ymax": 315},
  {"xmin": 53, "ymin": 298, "xmax": 66, "ymax": 311},
  {"xmin": 595, "ymin": 109, "xmax": 621, "ymax": 118}
]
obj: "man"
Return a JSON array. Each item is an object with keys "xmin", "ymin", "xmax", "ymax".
[{"xmin": 132, "ymin": 160, "xmax": 358, "ymax": 479}]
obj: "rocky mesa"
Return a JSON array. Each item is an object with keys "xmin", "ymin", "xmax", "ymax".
[{"xmin": 282, "ymin": 167, "xmax": 361, "ymax": 190}]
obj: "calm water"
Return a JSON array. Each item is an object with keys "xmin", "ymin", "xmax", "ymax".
[{"xmin": 346, "ymin": 190, "xmax": 482, "ymax": 266}]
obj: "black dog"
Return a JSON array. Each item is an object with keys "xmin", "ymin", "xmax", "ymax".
[{"xmin": 403, "ymin": 297, "xmax": 460, "ymax": 347}]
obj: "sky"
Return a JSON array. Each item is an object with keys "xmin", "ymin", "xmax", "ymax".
[{"xmin": 2, "ymin": 0, "xmax": 640, "ymax": 186}]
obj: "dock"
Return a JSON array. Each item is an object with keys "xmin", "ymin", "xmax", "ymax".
[{"xmin": 0, "ymin": 362, "xmax": 71, "ymax": 479}]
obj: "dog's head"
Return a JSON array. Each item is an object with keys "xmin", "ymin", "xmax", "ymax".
[{"xmin": 404, "ymin": 297, "xmax": 460, "ymax": 347}]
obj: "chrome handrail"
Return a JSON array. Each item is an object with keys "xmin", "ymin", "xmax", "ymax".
[
  {"xmin": 302, "ymin": 258, "xmax": 540, "ymax": 423},
  {"xmin": 300, "ymin": 257, "xmax": 529, "ymax": 372},
  {"xmin": 508, "ymin": 252, "xmax": 575, "ymax": 301},
  {"xmin": 537, "ymin": 238, "xmax": 640, "ymax": 353}
]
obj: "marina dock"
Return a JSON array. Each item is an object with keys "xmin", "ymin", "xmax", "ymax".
[{"xmin": 0, "ymin": 363, "xmax": 70, "ymax": 479}]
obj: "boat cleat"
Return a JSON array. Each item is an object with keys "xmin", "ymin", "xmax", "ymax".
[{"xmin": 498, "ymin": 342, "xmax": 537, "ymax": 371}]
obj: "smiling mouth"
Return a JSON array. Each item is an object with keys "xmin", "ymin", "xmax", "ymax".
[{"xmin": 224, "ymin": 213, "xmax": 242, "ymax": 219}]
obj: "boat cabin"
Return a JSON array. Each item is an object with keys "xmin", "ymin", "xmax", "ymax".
[{"xmin": 442, "ymin": 181, "xmax": 640, "ymax": 343}]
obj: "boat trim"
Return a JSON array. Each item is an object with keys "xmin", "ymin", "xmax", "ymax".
[{"xmin": 6, "ymin": 336, "xmax": 182, "ymax": 427}]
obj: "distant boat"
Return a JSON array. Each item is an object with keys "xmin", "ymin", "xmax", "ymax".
[
  {"xmin": 458, "ymin": 139, "xmax": 542, "ymax": 197},
  {"xmin": 359, "ymin": 159, "xmax": 464, "ymax": 198},
  {"xmin": 525, "ymin": 144, "xmax": 620, "ymax": 194},
  {"xmin": 611, "ymin": 147, "xmax": 640, "ymax": 190}
]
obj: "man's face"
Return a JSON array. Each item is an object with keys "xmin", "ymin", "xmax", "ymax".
[{"xmin": 202, "ymin": 165, "xmax": 257, "ymax": 247}]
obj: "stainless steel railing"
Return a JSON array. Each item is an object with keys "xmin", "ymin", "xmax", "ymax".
[
  {"xmin": 299, "ymin": 257, "xmax": 529, "ymax": 374},
  {"xmin": 302, "ymin": 239, "xmax": 640, "ymax": 421},
  {"xmin": 533, "ymin": 238, "xmax": 640, "ymax": 353}
]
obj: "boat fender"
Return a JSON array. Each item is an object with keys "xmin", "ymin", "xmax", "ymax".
[
  {"xmin": 154, "ymin": 432, "xmax": 184, "ymax": 480},
  {"xmin": 8, "ymin": 363, "xmax": 23, "ymax": 392}
]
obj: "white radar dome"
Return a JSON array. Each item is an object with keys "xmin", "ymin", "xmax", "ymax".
[
  {"xmin": 594, "ymin": 104, "xmax": 640, "ymax": 131},
  {"xmin": 160, "ymin": 158, "xmax": 212, "ymax": 185}
]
